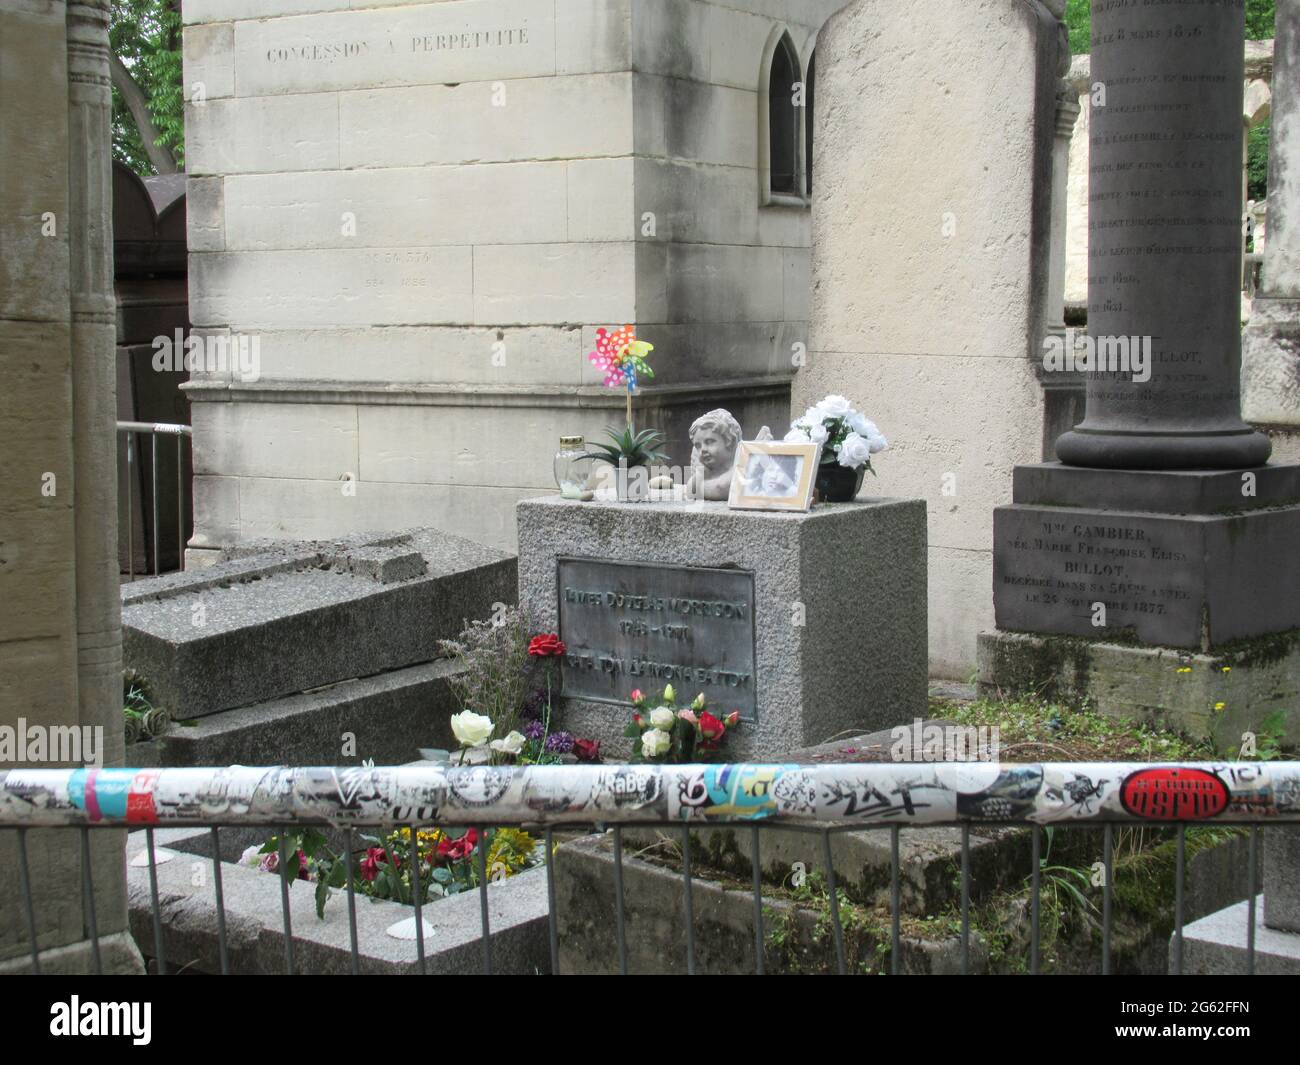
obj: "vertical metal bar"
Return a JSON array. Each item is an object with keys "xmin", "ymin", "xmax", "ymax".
[
  {"xmin": 278, "ymin": 830, "xmax": 294, "ymax": 975},
  {"xmin": 1174, "ymin": 825, "xmax": 1186, "ymax": 976},
  {"xmin": 751, "ymin": 824, "xmax": 764, "ymax": 975},
  {"xmin": 1246, "ymin": 826, "xmax": 1258, "ymax": 975},
  {"xmin": 151, "ymin": 433, "xmax": 160, "ymax": 576},
  {"xmin": 544, "ymin": 827, "xmax": 559, "ymax": 975},
  {"xmin": 477, "ymin": 826, "xmax": 492, "ymax": 975},
  {"xmin": 16, "ymin": 829, "xmax": 41, "ymax": 974},
  {"xmin": 126, "ymin": 433, "xmax": 134, "ymax": 582},
  {"xmin": 1102, "ymin": 824, "xmax": 1113, "ymax": 975},
  {"xmin": 80, "ymin": 829, "xmax": 103, "ymax": 974},
  {"xmin": 680, "ymin": 823, "xmax": 696, "ymax": 975},
  {"xmin": 176, "ymin": 435, "xmax": 185, "ymax": 572},
  {"xmin": 821, "ymin": 829, "xmax": 847, "ymax": 975},
  {"xmin": 408, "ymin": 824, "xmax": 426, "ymax": 975},
  {"xmin": 611, "ymin": 826, "xmax": 628, "ymax": 975},
  {"xmin": 146, "ymin": 827, "xmax": 166, "ymax": 975},
  {"xmin": 345, "ymin": 827, "xmax": 360, "ymax": 976},
  {"xmin": 890, "ymin": 824, "xmax": 901, "ymax": 976},
  {"xmin": 960, "ymin": 824, "xmax": 971, "ymax": 974},
  {"xmin": 1030, "ymin": 825, "xmax": 1041, "ymax": 976},
  {"xmin": 209, "ymin": 827, "xmax": 229, "ymax": 975}
]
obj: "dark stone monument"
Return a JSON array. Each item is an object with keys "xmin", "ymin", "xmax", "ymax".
[{"xmin": 981, "ymin": 1, "xmax": 1300, "ymax": 743}]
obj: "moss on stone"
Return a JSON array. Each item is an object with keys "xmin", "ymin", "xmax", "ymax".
[{"xmin": 1208, "ymin": 627, "xmax": 1300, "ymax": 670}]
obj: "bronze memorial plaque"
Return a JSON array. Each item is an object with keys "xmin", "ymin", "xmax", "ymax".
[{"xmin": 557, "ymin": 558, "xmax": 757, "ymax": 720}]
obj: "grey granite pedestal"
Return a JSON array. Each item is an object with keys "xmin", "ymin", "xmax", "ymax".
[{"xmin": 516, "ymin": 496, "xmax": 928, "ymax": 759}]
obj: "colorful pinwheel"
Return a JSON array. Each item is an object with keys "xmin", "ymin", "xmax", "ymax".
[{"xmin": 589, "ymin": 325, "xmax": 655, "ymax": 428}]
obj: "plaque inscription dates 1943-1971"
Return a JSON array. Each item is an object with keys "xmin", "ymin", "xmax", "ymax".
[{"xmin": 556, "ymin": 558, "xmax": 758, "ymax": 721}]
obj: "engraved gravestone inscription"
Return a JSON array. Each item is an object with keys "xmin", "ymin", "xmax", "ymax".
[{"xmin": 557, "ymin": 558, "xmax": 758, "ymax": 720}]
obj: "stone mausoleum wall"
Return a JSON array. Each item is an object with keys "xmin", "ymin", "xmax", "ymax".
[{"xmin": 180, "ymin": 0, "xmax": 846, "ymax": 560}]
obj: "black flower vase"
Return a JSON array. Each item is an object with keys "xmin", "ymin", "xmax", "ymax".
[{"xmin": 814, "ymin": 463, "xmax": 865, "ymax": 503}]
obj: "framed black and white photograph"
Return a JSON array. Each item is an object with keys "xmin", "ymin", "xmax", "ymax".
[{"xmin": 727, "ymin": 441, "xmax": 820, "ymax": 511}]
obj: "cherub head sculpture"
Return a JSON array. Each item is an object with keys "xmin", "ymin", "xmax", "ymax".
[{"xmin": 689, "ymin": 408, "xmax": 742, "ymax": 475}]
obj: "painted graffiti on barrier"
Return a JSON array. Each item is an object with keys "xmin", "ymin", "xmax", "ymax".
[{"xmin": 0, "ymin": 762, "xmax": 1298, "ymax": 829}]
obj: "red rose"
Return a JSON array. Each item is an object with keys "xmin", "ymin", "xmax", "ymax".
[
  {"xmin": 528, "ymin": 633, "xmax": 567, "ymax": 657},
  {"xmin": 630, "ymin": 689, "xmax": 645, "ymax": 705},
  {"xmin": 359, "ymin": 846, "xmax": 393, "ymax": 882},
  {"xmin": 437, "ymin": 828, "xmax": 480, "ymax": 862},
  {"xmin": 699, "ymin": 711, "xmax": 725, "ymax": 740},
  {"xmin": 573, "ymin": 738, "xmax": 601, "ymax": 762},
  {"xmin": 725, "ymin": 711, "xmax": 740, "ymax": 728}
]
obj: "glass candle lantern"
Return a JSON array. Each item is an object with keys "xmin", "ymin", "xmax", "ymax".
[{"xmin": 554, "ymin": 436, "xmax": 594, "ymax": 500}]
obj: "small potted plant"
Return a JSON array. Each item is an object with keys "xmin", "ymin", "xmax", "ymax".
[
  {"xmin": 585, "ymin": 325, "xmax": 668, "ymax": 500},
  {"xmin": 784, "ymin": 395, "xmax": 888, "ymax": 502}
]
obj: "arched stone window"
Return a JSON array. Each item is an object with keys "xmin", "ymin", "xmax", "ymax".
[{"xmin": 768, "ymin": 32, "xmax": 801, "ymax": 196}]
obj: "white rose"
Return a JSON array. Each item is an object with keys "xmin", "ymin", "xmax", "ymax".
[
  {"xmin": 784, "ymin": 427, "xmax": 811, "ymax": 443},
  {"xmin": 803, "ymin": 405, "xmax": 828, "ymax": 425},
  {"xmin": 641, "ymin": 728, "xmax": 672, "ymax": 758},
  {"xmin": 490, "ymin": 730, "xmax": 526, "ymax": 755},
  {"xmin": 650, "ymin": 707, "xmax": 676, "ymax": 730},
  {"xmin": 239, "ymin": 845, "xmax": 263, "ymax": 868},
  {"xmin": 807, "ymin": 422, "xmax": 830, "ymax": 444},
  {"xmin": 848, "ymin": 412, "xmax": 874, "ymax": 436},
  {"xmin": 818, "ymin": 394, "xmax": 854, "ymax": 418},
  {"xmin": 867, "ymin": 430, "xmax": 888, "ymax": 454},
  {"xmin": 836, "ymin": 431, "xmax": 873, "ymax": 469},
  {"xmin": 450, "ymin": 710, "xmax": 494, "ymax": 748}
]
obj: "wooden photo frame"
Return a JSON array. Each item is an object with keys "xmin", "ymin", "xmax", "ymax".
[{"xmin": 727, "ymin": 441, "xmax": 820, "ymax": 511}]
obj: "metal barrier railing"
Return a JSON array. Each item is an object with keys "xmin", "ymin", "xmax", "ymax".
[
  {"xmin": 2, "ymin": 762, "xmax": 1297, "ymax": 976},
  {"xmin": 117, "ymin": 421, "xmax": 191, "ymax": 580}
]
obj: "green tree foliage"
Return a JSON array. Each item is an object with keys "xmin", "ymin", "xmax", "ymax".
[
  {"xmin": 1247, "ymin": 119, "xmax": 1271, "ymax": 201},
  {"xmin": 1065, "ymin": 0, "xmax": 1276, "ymax": 198},
  {"xmin": 111, "ymin": 0, "xmax": 184, "ymax": 175}
]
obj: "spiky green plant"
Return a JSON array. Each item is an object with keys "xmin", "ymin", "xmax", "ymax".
[{"xmin": 582, "ymin": 424, "xmax": 669, "ymax": 468}]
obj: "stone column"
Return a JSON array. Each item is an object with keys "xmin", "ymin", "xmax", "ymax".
[
  {"xmin": 1055, "ymin": 0, "xmax": 1272, "ymax": 469},
  {"xmin": 983, "ymin": 1, "xmax": 1300, "ymax": 738},
  {"xmin": 0, "ymin": 0, "xmax": 139, "ymax": 974},
  {"xmin": 1243, "ymin": 3, "xmax": 1300, "ymax": 427}
]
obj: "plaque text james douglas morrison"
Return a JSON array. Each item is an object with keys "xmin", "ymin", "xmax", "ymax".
[{"xmin": 556, "ymin": 559, "xmax": 758, "ymax": 720}]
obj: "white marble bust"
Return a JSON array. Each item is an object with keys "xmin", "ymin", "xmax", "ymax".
[{"xmin": 686, "ymin": 408, "xmax": 742, "ymax": 501}]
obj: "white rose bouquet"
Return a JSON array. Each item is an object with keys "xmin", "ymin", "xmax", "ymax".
[
  {"xmin": 624, "ymin": 685, "xmax": 740, "ymax": 763},
  {"xmin": 784, "ymin": 395, "xmax": 888, "ymax": 472}
]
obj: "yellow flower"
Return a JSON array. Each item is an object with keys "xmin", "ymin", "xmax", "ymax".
[
  {"xmin": 1176, "ymin": 667, "xmax": 1192, "ymax": 674},
  {"xmin": 1221, "ymin": 666, "xmax": 1231, "ymax": 673},
  {"xmin": 486, "ymin": 828, "xmax": 536, "ymax": 878},
  {"xmin": 1214, "ymin": 702, "xmax": 1226, "ymax": 711}
]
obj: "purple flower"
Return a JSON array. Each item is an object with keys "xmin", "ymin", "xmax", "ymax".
[
  {"xmin": 544, "ymin": 731, "xmax": 574, "ymax": 754},
  {"xmin": 523, "ymin": 718, "xmax": 545, "ymax": 741}
]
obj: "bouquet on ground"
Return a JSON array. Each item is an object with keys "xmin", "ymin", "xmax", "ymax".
[
  {"xmin": 624, "ymin": 685, "xmax": 740, "ymax": 763},
  {"xmin": 248, "ymin": 824, "xmax": 540, "ymax": 918},
  {"xmin": 445, "ymin": 630, "xmax": 601, "ymax": 765},
  {"xmin": 784, "ymin": 394, "xmax": 888, "ymax": 472}
]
